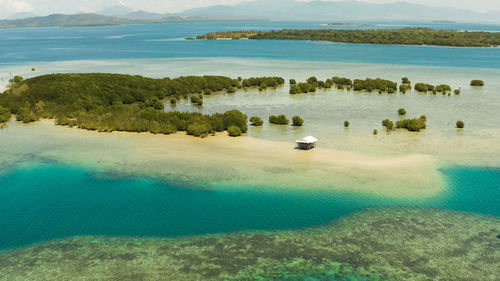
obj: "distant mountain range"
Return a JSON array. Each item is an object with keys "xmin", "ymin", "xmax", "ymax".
[
  {"xmin": 1, "ymin": 0, "xmax": 499, "ymax": 29},
  {"xmin": 0, "ymin": 14, "xmax": 133, "ymax": 28},
  {"xmin": 180, "ymin": 0, "xmax": 500, "ymax": 22}
]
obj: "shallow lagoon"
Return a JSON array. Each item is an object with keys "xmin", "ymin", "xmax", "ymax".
[
  {"xmin": 1, "ymin": 21, "xmax": 500, "ymax": 280},
  {"xmin": 0, "ymin": 162, "xmax": 499, "ymax": 251}
]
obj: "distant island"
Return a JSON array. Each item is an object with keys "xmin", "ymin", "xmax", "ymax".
[
  {"xmin": 326, "ymin": 23, "xmax": 375, "ymax": 26},
  {"xmin": 196, "ymin": 28, "xmax": 500, "ymax": 47}
]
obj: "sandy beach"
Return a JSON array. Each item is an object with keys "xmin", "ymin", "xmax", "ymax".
[{"xmin": 0, "ymin": 119, "xmax": 447, "ymax": 198}]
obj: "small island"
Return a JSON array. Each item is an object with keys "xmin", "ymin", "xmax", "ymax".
[
  {"xmin": 0, "ymin": 74, "xmax": 285, "ymax": 138},
  {"xmin": 196, "ymin": 28, "xmax": 500, "ymax": 47}
]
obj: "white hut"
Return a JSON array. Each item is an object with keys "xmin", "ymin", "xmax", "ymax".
[{"xmin": 296, "ymin": 136, "xmax": 317, "ymax": 150}]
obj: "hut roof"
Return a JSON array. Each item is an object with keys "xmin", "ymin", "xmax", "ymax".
[{"xmin": 296, "ymin": 136, "xmax": 318, "ymax": 144}]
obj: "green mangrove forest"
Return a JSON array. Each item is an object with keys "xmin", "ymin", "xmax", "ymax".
[
  {"xmin": 0, "ymin": 73, "xmax": 285, "ymax": 137},
  {"xmin": 196, "ymin": 28, "xmax": 500, "ymax": 47}
]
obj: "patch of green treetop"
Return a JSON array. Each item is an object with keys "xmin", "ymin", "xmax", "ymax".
[
  {"xmin": 290, "ymin": 76, "xmax": 399, "ymax": 94},
  {"xmin": 290, "ymin": 76, "xmax": 467, "ymax": 96},
  {"xmin": 197, "ymin": 28, "xmax": 500, "ymax": 47},
  {"xmin": 0, "ymin": 73, "xmax": 284, "ymax": 137},
  {"xmin": 382, "ymin": 115, "xmax": 427, "ymax": 132}
]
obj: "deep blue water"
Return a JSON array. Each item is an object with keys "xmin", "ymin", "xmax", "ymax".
[
  {"xmin": 0, "ymin": 163, "xmax": 498, "ymax": 250},
  {"xmin": 0, "ymin": 21, "xmax": 500, "ymax": 68}
]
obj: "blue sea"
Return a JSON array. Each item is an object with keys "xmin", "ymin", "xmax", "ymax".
[
  {"xmin": 0, "ymin": 21, "xmax": 500, "ymax": 68},
  {"xmin": 0, "ymin": 163, "xmax": 498, "ymax": 249},
  {"xmin": 0, "ymin": 20, "xmax": 500, "ymax": 251}
]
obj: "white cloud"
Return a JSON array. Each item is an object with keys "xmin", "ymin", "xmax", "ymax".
[{"xmin": 0, "ymin": 0, "xmax": 35, "ymax": 13}]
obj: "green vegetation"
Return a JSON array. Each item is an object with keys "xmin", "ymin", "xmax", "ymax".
[
  {"xmin": 16, "ymin": 107, "xmax": 39, "ymax": 123},
  {"xmin": 454, "ymin": 89, "xmax": 461, "ymax": 95},
  {"xmin": 0, "ymin": 73, "xmax": 263, "ymax": 137},
  {"xmin": 269, "ymin": 114, "xmax": 289, "ymax": 125},
  {"xmin": 398, "ymin": 108, "xmax": 406, "ymax": 116},
  {"xmin": 241, "ymin": 77, "xmax": 285, "ymax": 89},
  {"xmin": 399, "ymin": 84, "xmax": 411, "ymax": 93},
  {"xmin": 249, "ymin": 116, "xmax": 263, "ymax": 126},
  {"xmin": 9, "ymin": 75, "xmax": 23, "ymax": 84},
  {"xmin": 414, "ymin": 83, "xmax": 435, "ymax": 93},
  {"xmin": 344, "ymin": 121, "xmax": 350, "ymax": 128},
  {"xmin": 352, "ymin": 78, "xmax": 397, "ymax": 93},
  {"xmin": 456, "ymin": 120, "xmax": 465, "ymax": 128},
  {"xmin": 402, "ymin": 77, "xmax": 411, "ymax": 85},
  {"xmin": 396, "ymin": 116, "xmax": 427, "ymax": 132},
  {"xmin": 470, "ymin": 80, "xmax": 485, "ymax": 86},
  {"xmin": 190, "ymin": 95, "xmax": 203, "ymax": 106},
  {"xmin": 186, "ymin": 123, "xmax": 213, "ymax": 137},
  {"xmin": 292, "ymin": 116, "xmax": 304, "ymax": 126},
  {"xmin": 228, "ymin": 125, "xmax": 242, "ymax": 137},
  {"xmin": 198, "ymin": 29, "xmax": 500, "ymax": 47},
  {"xmin": 290, "ymin": 76, "xmax": 398, "ymax": 94},
  {"xmin": 289, "ymin": 79, "xmax": 296, "ymax": 85},
  {"xmin": 383, "ymin": 116, "xmax": 426, "ymax": 132},
  {"xmin": 373, "ymin": 129, "xmax": 378, "ymax": 135},
  {"xmin": 332, "ymin": 77, "xmax": 352, "ymax": 88},
  {"xmin": 435, "ymin": 84, "xmax": 451, "ymax": 93},
  {"xmin": 0, "ymin": 105, "xmax": 11, "ymax": 123},
  {"xmin": 414, "ymin": 83, "xmax": 450, "ymax": 94},
  {"xmin": 382, "ymin": 119, "xmax": 394, "ymax": 131}
]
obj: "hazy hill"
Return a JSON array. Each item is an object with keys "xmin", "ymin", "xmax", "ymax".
[
  {"xmin": 1, "ymin": 0, "xmax": 499, "ymax": 28},
  {"xmin": 0, "ymin": 13, "xmax": 133, "ymax": 28},
  {"xmin": 180, "ymin": 0, "xmax": 500, "ymax": 22},
  {"xmin": 99, "ymin": 4, "xmax": 134, "ymax": 17},
  {"xmin": 124, "ymin": 10, "xmax": 165, "ymax": 20}
]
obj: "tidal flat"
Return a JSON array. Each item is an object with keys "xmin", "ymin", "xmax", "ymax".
[
  {"xmin": 0, "ymin": 119, "xmax": 451, "ymax": 198},
  {"xmin": 1, "ymin": 57, "xmax": 499, "ymax": 279},
  {"xmin": 1, "ymin": 207, "xmax": 499, "ymax": 281}
]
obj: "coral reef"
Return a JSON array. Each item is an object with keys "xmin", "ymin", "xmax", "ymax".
[{"xmin": 0, "ymin": 207, "xmax": 498, "ymax": 281}]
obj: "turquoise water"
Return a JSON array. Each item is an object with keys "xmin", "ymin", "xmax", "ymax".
[
  {"xmin": 0, "ymin": 162, "xmax": 498, "ymax": 250},
  {"xmin": 1, "ymin": 21, "xmax": 500, "ymax": 68}
]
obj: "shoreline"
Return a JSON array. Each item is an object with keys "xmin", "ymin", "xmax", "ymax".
[{"xmin": 1, "ymin": 119, "xmax": 447, "ymax": 199}]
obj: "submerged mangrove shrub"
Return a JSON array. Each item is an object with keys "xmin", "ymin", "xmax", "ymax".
[
  {"xmin": 250, "ymin": 116, "xmax": 263, "ymax": 126},
  {"xmin": 292, "ymin": 116, "xmax": 304, "ymax": 126},
  {"xmin": 398, "ymin": 108, "xmax": 407, "ymax": 116},
  {"xmin": 190, "ymin": 95, "xmax": 203, "ymax": 106},
  {"xmin": 269, "ymin": 115, "xmax": 289, "ymax": 125},
  {"xmin": 456, "ymin": 120, "xmax": 465, "ymax": 128},
  {"xmin": 395, "ymin": 116, "xmax": 427, "ymax": 132},
  {"xmin": 470, "ymin": 80, "xmax": 485, "ymax": 87},
  {"xmin": 344, "ymin": 121, "xmax": 350, "ymax": 128},
  {"xmin": 382, "ymin": 119, "xmax": 394, "ymax": 130}
]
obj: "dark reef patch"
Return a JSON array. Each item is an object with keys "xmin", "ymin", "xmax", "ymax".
[{"xmin": 0, "ymin": 207, "xmax": 498, "ymax": 281}]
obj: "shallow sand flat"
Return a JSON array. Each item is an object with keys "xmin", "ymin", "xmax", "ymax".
[
  {"xmin": 0, "ymin": 120, "xmax": 445, "ymax": 198},
  {"xmin": 1, "ymin": 207, "xmax": 498, "ymax": 281}
]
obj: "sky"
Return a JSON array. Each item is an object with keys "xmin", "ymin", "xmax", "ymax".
[{"xmin": 1, "ymin": 0, "xmax": 499, "ymax": 18}]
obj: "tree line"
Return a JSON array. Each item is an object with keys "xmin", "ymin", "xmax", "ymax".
[
  {"xmin": 197, "ymin": 28, "xmax": 500, "ymax": 47},
  {"xmin": 0, "ymin": 74, "xmax": 284, "ymax": 137}
]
